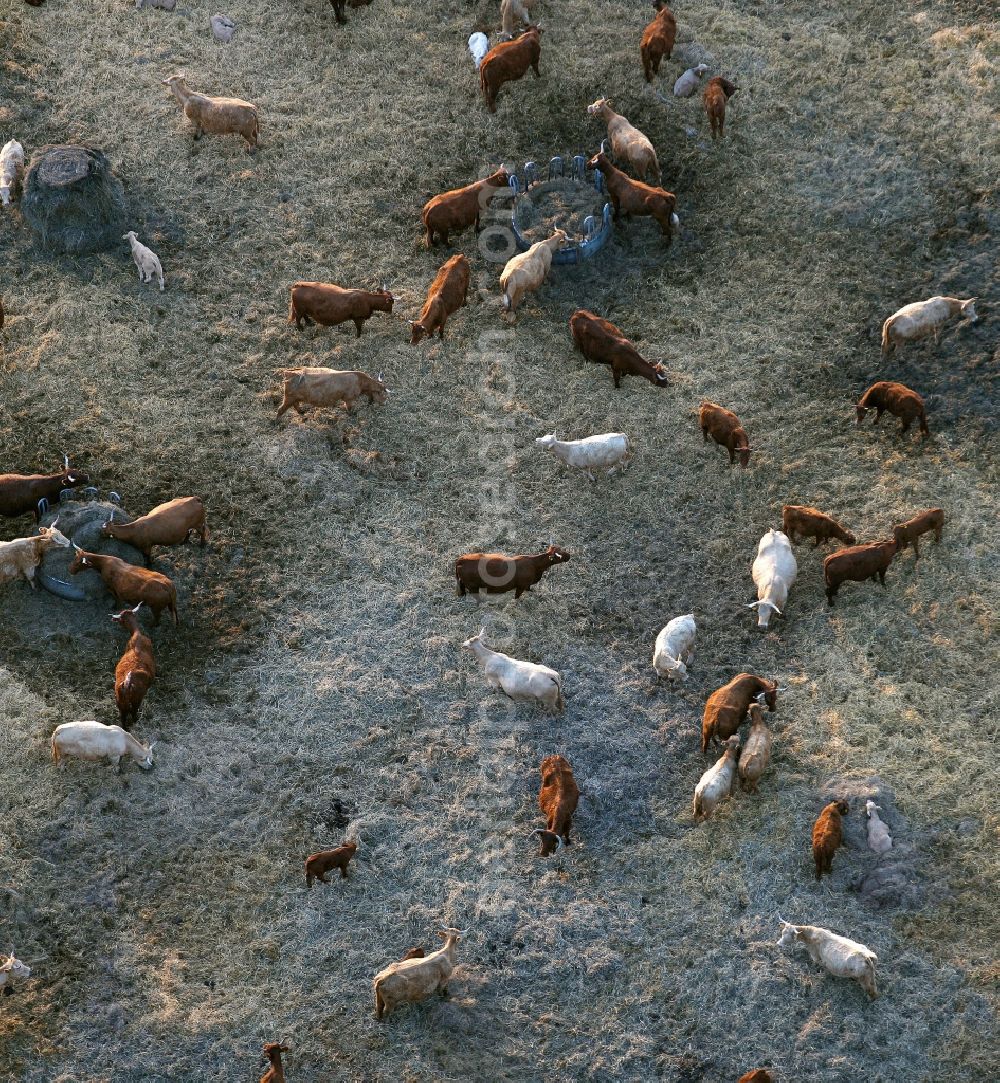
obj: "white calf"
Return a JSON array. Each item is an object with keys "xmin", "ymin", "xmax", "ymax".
[
  {"xmin": 652, "ymin": 613, "xmax": 696, "ymax": 681},
  {"xmin": 123, "ymin": 231, "xmax": 165, "ymax": 291}
]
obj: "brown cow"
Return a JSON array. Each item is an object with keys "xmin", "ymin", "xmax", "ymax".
[
  {"xmin": 782, "ymin": 505, "xmax": 856, "ymax": 548},
  {"xmin": 702, "ymin": 673, "xmax": 777, "ymax": 754},
  {"xmin": 823, "ymin": 539, "xmax": 897, "ymax": 606},
  {"xmin": 111, "ymin": 604, "xmax": 156, "ymax": 730},
  {"xmin": 569, "ymin": 309, "xmax": 668, "ymax": 388},
  {"xmin": 455, "ymin": 545, "xmax": 570, "ymax": 598},
  {"xmin": 892, "ymin": 508, "xmax": 944, "ymax": 561},
  {"xmin": 534, "ymin": 754, "xmax": 579, "ymax": 856},
  {"xmin": 699, "ymin": 401, "xmax": 751, "ymax": 467},
  {"xmin": 640, "ymin": 0, "xmax": 677, "ymax": 82},
  {"xmin": 260, "ymin": 1042, "xmax": 289, "ymax": 1083},
  {"xmin": 276, "ymin": 368, "xmax": 389, "ymax": 418},
  {"xmin": 0, "ymin": 463, "xmax": 89, "ymax": 522},
  {"xmin": 101, "ymin": 497, "xmax": 208, "ymax": 566},
  {"xmin": 287, "ymin": 282, "xmax": 394, "ymax": 337},
  {"xmin": 409, "ymin": 254, "xmax": 471, "ymax": 343},
  {"xmin": 704, "ymin": 76, "xmax": 738, "ymax": 138},
  {"xmin": 856, "ymin": 381, "xmax": 929, "ymax": 439},
  {"xmin": 738, "ymin": 1072, "xmax": 775, "ymax": 1083},
  {"xmin": 587, "ymin": 150, "xmax": 679, "ymax": 241},
  {"xmin": 480, "ymin": 27, "xmax": 541, "ymax": 113},
  {"xmin": 69, "ymin": 547, "xmax": 178, "ymax": 625},
  {"xmin": 813, "ymin": 799, "xmax": 849, "ymax": 880},
  {"xmin": 305, "ymin": 841, "xmax": 357, "ymax": 888},
  {"xmin": 421, "ymin": 169, "xmax": 511, "ymax": 247}
]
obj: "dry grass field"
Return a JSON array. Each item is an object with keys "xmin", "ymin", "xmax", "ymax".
[{"xmin": 1, "ymin": 0, "xmax": 997, "ymax": 1079}]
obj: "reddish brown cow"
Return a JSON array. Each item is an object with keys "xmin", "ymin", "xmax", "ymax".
[
  {"xmin": 305, "ymin": 841, "xmax": 358, "ymax": 888},
  {"xmin": 534, "ymin": 754, "xmax": 580, "ymax": 856},
  {"xmin": 409, "ymin": 254, "xmax": 471, "ymax": 343},
  {"xmin": 640, "ymin": 0, "xmax": 677, "ymax": 82},
  {"xmin": 813, "ymin": 799, "xmax": 849, "ymax": 880},
  {"xmin": 892, "ymin": 508, "xmax": 944, "ymax": 561},
  {"xmin": 569, "ymin": 309, "xmax": 668, "ymax": 388},
  {"xmin": 0, "ymin": 464, "xmax": 89, "ymax": 522},
  {"xmin": 260, "ymin": 1042, "xmax": 289, "ymax": 1083},
  {"xmin": 704, "ymin": 76, "xmax": 738, "ymax": 138},
  {"xmin": 480, "ymin": 27, "xmax": 541, "ymax": 113},
  {"xmin": 69, "ymin": 548, "xmax": 178, "ymax": 625},
  {"xmin": 702, "ymin": 673, "xmax": 777, "ymax": 754},
  {"xmin": 823, "ymin": 539, "xmax": 897, "ymax": 606},
  {"xmin": 288, "ymin": 282, "xmax": 394, "ymax": 337},
  {"xmin": 455, "ymin": 545, "xmax": 570, "ymax": 598},
  {"xmin": 782, "ymin": 505, "xmax": 856, "ymax": 547},
  {"xmin": 738, "ymin": 1071, "xmax": 775, "ymax": 1083},
  {"xmin": 587, "ymin": 150, "xmax": 678, "ymax": 241},
  {"xmin": 699, "ymin": 401, "xmax": 751, "ymax": 467},
  {"xmin": 856, "ymin": 381, "xmax": 929, "ymax": 439},
  {"xmin": 111, "ymin": 605, "xmax": 156, "ymax": 730},
  {"xmin": 421, "ymin": 169, "xmax": 511, "ymax": 247},
  {"xmin": 101, "ymin": 497, "xmax": 207, "ymax": 565}
]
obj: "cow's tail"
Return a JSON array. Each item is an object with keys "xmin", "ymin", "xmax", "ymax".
[
  {"xmin": 287, "ymin": 287, "xmax": 300, "ymax": 325},
  {"xmin": 51, "ymin": 732, "xmax": 60, "ymax": 762},
  {"xmin": 880, "ymin": 318, "xmax": 893, "ymax": 357}
]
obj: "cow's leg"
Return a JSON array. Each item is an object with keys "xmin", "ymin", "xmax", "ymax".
[
  {"xmin": 702, "ymin": 426, "xmax": 709, "ymax": 442},
  {"xmin": 912, "ymin": 537, "xmax": 920, "ymax": 560},
  {"xmin": 878, "ymin": 570, "xmax": 887, "ymax": 586},
  {"xmin": 354, "ymin": 319, "xmax": 363, "ymax": 337},
  {"xmin": 340, "ymin": 865, "xmax": 348, "ymax": 879}
]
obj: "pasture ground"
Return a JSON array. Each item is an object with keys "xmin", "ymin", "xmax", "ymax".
[{"xmin": 0, "ymin": 1, "xmax": 997, "ymax": 1080}]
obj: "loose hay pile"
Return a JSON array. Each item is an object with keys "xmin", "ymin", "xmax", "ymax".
[
  {"xmin": 514, "ymin": 178, "xmax": 608, "ymax": 244},
  {"xmin": 21, "ymin": 144, "xmax": 126, "ymax": 254}
]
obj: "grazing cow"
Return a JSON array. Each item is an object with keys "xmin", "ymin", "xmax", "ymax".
[
  {"xmin": 421, "ymin": 169, "xmax": 511, "ymax": 247},
  {"xmin": 305, "ymin": 841, "xmax": 358, "ymax": 888},
  {"xmin": 0, "ymin": 952, "xmax": 31, "ymax": 995},
  {"xmin": 699, "ymin": 401, "xmax": 751, "ymax": 467},
  {"xmin": 823, "ymin": 539, "xmax": 897, "ymax": 606},
  {"xmin": 288, "ymin": 282, "xmax": 394, "ymax": 337},
  {"xmin": 881, "ymin": 296, "xmax": 977, "ymax": 357},
  {"xmin": 892, "ymin": 508, "xmax": 944, "ymax": 561},
  {"xmin": 0, "ymin": 462, "xmax": 89, "ymax": 521},
  {"xmin": 738, "ymin": 703, "xmax": 772, "ymax": 794},
  {"xmin": 51, "ymin": 720, "xmax": 154, "ymax": 771},
  {"xmin": 499, "ymin": 229, "xmax": 567, "ymax": 316},
  {"xmin": 569, "ymin": 309, "xmax": 669, "ymax": 388},
  {"xmin": 455, "ymin": 545, "xmax": 570, "ymax": 598},
  {"xmin": 373, "ymin": 928, "xmax": 465, "ymax": 1020},
  {"xmin": 587, "ymin": 98, "xmax": 660, "ymax": 183},
  {"xmin": 480, "ymin": 27, "xmax": 541, "ymax": 112},
  {"xmin": 409, "ymin": 254, "xmax": 470, "ymax": 343},
  {"xmin": 260, "ymin": 1042, "xmax": 289, "ymax": 1083},
  {"xmin": 866, "ymin": 800, "xmax": 892, "ymax": 854},
  {"xmin": 463, "ymin": 630, "xmax": 564, "ymax": 713},
  {"xmin": 162, "ymin": 75, "xmax": 260, "ymax": 152},
  {"xmin": 856, "ymin": 381, "xmax": 929, "ymax": 439},
  {"xmin": 276, "ymin": 368, "xmax": 389, "ymax": 418},
  {"xmin": 776, "ymin": 919, "xmax": 878, "ymax": 999},
  {"xmin": 640, "ymin": 0, "xmax": 677, "ymax": 82},
  {"xmin": 111, "ymin": 604, "xmax": 156, "ymax": 730},
  {"xmin": 693, "ymin": 736, "xmax": 740, "ymax": 820},
  {"xmin": 703, "ymin": 76, "xmax": 738, "ymax": 138},
  {"xmin": 702, "ymin": 673, "xmax": 777, "ymax": 754},
  {"xmin": 0, "ymin": 139, "xmax": 25, "ymax": 207},
  {"xmin": 813, "ymin": 799, "xmax": 849, "ymax": 880},
  {"xmin": 0, "ymin": 524, "xmax": 71, "ymax": 589},
  {"xmin": 69, "ymin": 547, "xmax": 178, "ymax": 625},
  {"xmin": 748, "ymin": 529, "xmax": 797, "ymax": 631},
  {"xmin": 101, "ymin": 497, "xmax": 208, "ymax": 565},
  {"xmin": 586, "ymin": 151, "xmax": 679, "ymax": 241},
  {"xmin": 652, "ymin": 613, "xmax": 696, "ymax": 681},
  {"xmin": 468, "ymin": 32, "xmax": 489, "ymax": 68},
  {"xmin": 782, "ymin": 505, "xmax": 856, "ymax": 548},
  {"xmin": 534, "ymin": 754, "xmax": 579, "ymax": 856}
]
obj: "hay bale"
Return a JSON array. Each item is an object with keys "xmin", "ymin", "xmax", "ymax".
[
  {"xmin": 38, "ymin": 502, "xmax": 143, "ymax": 602},
  {"xmin": 22, "ymin": 144, "xmax": 126, "ymax": 254}
]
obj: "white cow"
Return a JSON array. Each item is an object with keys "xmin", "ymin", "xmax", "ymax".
[
  {"xmin": 468, "ymin": 32, "xmax": 489, "ymax": 68},
  {"xmin": 462, "ymin": 629, "xmax": 564, "ymax": 712},
  {"xmin": 866, "ymin": 800, "xmax": 893, "ymax": 854},
  {"xmin": 881, "ymin": 296, "xmax": 976, "ymax": 357},
  {"xmin": 673, "ymin": 64, "xmax": 709, "ymax": 97},
  {"xmin": 535, "ymin": 432, "xmax": 630, "ymax": 480},
  {"xmin": 51, "ymin": 720, "xmax": 154, "ymax": 771},
  {"xmin": 693, "ymin": 735, "xmax": 740, "ymax": 820},
  {"xmin": 777, "ymin": 919, "xmax": 879, "ymax": 999},
  {"xmin": 122, "ymin": 231, "xmax": 165, "ymax": 291},
  {"xmin": 652, "ymin": 613, "xmax": 696, "ymax": 681},
  {"xmin": 748, "ymin": 529, "xmax": 797, "ymax": 630},
  {"xmin": 0, "ymin": 139, "xmax": 24, "ymax": 207}
]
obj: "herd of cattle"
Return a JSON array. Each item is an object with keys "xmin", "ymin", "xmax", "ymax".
[{"xmin": 0, "ymin": 1, "xmax": 984, "ymax": 1079}]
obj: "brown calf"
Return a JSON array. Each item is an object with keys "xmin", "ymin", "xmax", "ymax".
[
  {"xmin": 455, "ymin": 545, "xmax": 570, "ymax": 598},
  {"xmin": 699, "ymin": 401, "xmax": 751, "ymax": 467},
  {"xmin": 892, "ymin": 508, "xmax": 944, "ymax": 561},
  {"xmin": 534, "ymin": 754, "xmax": 580, "ymax": 856},
  {"xmin": 738, "ymin": 1071, "xmax": 775, "ymax": 1083},
  {"xmin": 569, "ymin": 309, "xmax": 668, "ymax": 388},
  {"xmin": 640, "ymin": 0, "xmax": 677, "ymax": 82},
  {"xmin": 277, "ymin": 368, "xmax": 389, "ymax": 418},
  {"xmin": 856, "ymin": 381, "xmax": 929, "ymax": 439},
  {"xmin": 101, "ymin": 497, "xmax": 207, "ymax": 565},
  {"xmin": 704, "ymin": 76, "xmax": 738, "ymax": 138},
  {"xmin": 288, "ymin": 282, "xmax": 394, "ymax": 337},
  {"xmin": 782, "ymin": 505, "xmax": 856, "ymax": 548},
  {"xmin": 421, "ymin": 169, "xmax": 510, "ymax": 247},
  {"xmin": 111, "ymin": 605, "xmax": 156, "ymax": 730},
  {"xmin": 480, "ymin": 27, "xmax": 541, "ymax": 113},
  {"xmin": 410, "ymin": 254, "xmax": 471, "ymax": 343},
  {"xmin": 702, "ymin": 673, "xmax": 777, "ymax": 754},
  {"xmin": 68, "ymin": 548, "xmax": 178, "ymax": 625},
  {"xmin": 823, "ymin": 539, "xmax": 897, "ymax": 606},
  {"xmin": 587, "ymin": 150, "xmax": 678, "ymax": 241},
  {"xmin": 260, "ymin": 1042, "xmax": 289, "ymax": 1083},
  {"xmin": 305, "ymin": 841, "xmax": 358, "ymax": 888},
  {"xmin": 0, "ymin": 464, "xmax": 90, "ymax": 522},
  {"xmin": 813, "ymin": 799, "xmax": 849, "ymax": 880}
]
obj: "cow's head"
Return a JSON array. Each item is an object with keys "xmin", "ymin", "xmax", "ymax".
[
  {"xmin": 961, "ymin": 298, "xmax": 977, "ymax": 321},
  {"xmin": 746, "ymin": 599, "xmax": 780, "ymax": 630},
  {"xmin": 532, "ymin": 828, "xmax": 563, "ymax": 857},
  {"xmin": 544, "ymin": 545, "xmax": 571, "ymax": 564},
  {"xmin": 67, "ymin": 546, "xmax": 92, "ymax": 574}
]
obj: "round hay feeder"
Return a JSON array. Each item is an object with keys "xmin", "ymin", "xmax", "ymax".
[
  {"xmin": 38, "ymin": 499, "xmax": 141, "ymax": 602},
  {"xmin": 22, "ymin": 144, "xmax": 127, "ymax": 254},
  {"xmin": 509, "ymin": 155, "xmax": 613, "ymax": 265}
]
